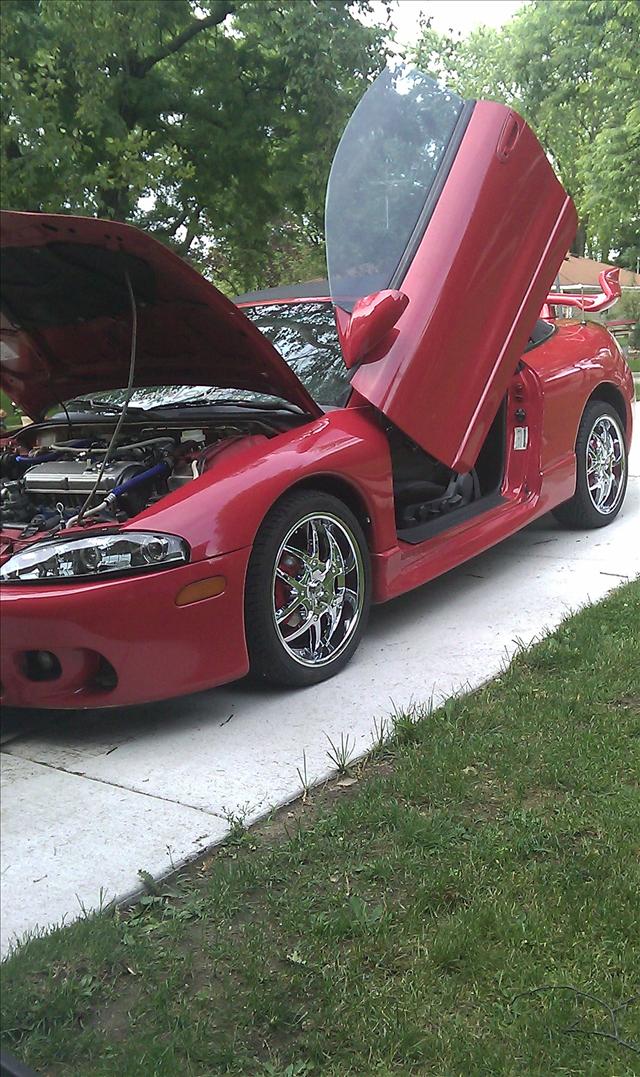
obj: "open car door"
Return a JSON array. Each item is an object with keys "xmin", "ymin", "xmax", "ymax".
[{"xmin": 326, "ymin": 67, "xmax": 577, "ymax": 472}]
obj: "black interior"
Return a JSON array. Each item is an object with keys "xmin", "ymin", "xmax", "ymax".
[
  {"xmin": 524, "ymin": 318, "xmax": 555, "ymax": 351},
  {"xmin": 392, "ymin": 403, "xmax": 506, "ymax": 545}
]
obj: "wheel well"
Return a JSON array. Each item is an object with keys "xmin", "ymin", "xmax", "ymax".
[
  {"xmin": 278, "ymin": 475, "xmax": 372, "ymax": 539},
  {"xmin": 586, "ymin": 383, "xmax": 627, "ymax": 431}
]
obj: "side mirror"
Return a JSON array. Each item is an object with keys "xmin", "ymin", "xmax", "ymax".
[{"xmin": 339, "ymin": 289, "xmax": 409, "ymax": 369}]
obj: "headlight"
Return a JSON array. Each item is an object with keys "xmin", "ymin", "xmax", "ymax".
[{"xmin": 0, "ymin": 531, "xmax": 189, "ymax": 583}]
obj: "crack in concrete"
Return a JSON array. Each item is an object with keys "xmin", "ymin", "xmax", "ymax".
[{"xmin": 1, "ymin": 751, "xmax": 228, "ymax": 822}]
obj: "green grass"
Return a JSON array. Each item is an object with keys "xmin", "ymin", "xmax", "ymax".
[{"xmin": 2, "ymin": 582, "xmax": 639, "ymax": 1076}]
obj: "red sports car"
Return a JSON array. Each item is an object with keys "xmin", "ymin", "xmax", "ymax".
[{"xmin": 0, "ymin": 67, "xmax": 634, "ymax": 709}]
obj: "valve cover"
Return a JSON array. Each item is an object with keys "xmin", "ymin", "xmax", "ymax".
[{"xmin": 23, "ymin": 460, "xmax": 145, "ymax": 497}]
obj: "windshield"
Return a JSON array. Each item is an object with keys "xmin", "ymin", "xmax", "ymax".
[
  {"xmin": 242, "ymin": 302, "xmax": 348, "ymax": 405},
  {"xmin": 66, "ymin": 301, "xmax": 348, "ymax": 411},
  {"xmin": 325, "ymin": 66, "xmax": 467, "ymax": 311}
]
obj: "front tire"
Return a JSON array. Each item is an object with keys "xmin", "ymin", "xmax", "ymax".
[
  {"xmin": 245, "ymin": 490, "xmax": 371, "ymax": 687},
  {"xmin": 552, "ymin": 401, "xmax": 628, "ymax": 529}
]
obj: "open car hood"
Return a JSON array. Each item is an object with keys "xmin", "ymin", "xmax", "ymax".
[
  {"xmin": 325, "ymin": 67, "xmax": 578, "ymax": 472},
  {"xmin": 0, "ymin": 211, "xmax": 322, "ymax": 420}
]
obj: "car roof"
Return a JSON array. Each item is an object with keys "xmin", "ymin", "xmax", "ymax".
[{"xmin": 235, "ymin": 280, "xmax": 331, "ymax": 304}]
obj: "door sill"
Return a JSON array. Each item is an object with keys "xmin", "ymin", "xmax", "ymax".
[{"xmin": 396, "ymin": 490, "xmax": 505, "ymax": 545}]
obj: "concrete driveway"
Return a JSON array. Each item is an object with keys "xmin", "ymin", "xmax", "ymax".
[{"xmin": 2, "ymin": 416, "xmax": 639, "ymax": 956}]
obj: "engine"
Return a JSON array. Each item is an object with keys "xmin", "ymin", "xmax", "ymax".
[
  {"xmin": 24, "ymin": 459, "xmax": 159, "ymax": 507},
  {"xmin": 0, "ymin": 420, "xmax": 270, "ymax": 533}
]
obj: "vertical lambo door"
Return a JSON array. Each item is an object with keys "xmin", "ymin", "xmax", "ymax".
[{"xmin": 326, "ymin": 66, "xmax": 578, "ymax": 474}]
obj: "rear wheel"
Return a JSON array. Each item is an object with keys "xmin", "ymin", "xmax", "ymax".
[
  {"xmin": 245, "ymin": 490, "xmax": 371, "ymax": 687},
  {"xmin": 552, "ymin": 402, "xmax": 628, "ymax": 529}
]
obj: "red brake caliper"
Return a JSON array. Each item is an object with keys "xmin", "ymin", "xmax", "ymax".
[{"xmin": 275, "ymin": 552, "xmax": 303, "ymax": 624}]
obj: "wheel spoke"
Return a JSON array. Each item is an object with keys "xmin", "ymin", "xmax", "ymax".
[
  {"xmin": 342, "ymin": 548, "xmax": 357, "ymax": 575},
  {"xmin": 342, "ymin": 587, "xmax": 359, "ymax": 611},
  {"xmin": 282, "ymin": 617, "xmax": 312, "ymax": 644},
  {"xmin": 324, "ymin": 600, "xmax": 343, "ymax": 645},
  {"xmin": 283, "ymin": 544, "xmax": 311, "ymax": 571},
  {"xmin": 309, "ymin": 616, "xmax": 324, "ymax": 656},
  {"xmin": 307, "ymin": 519, "xmax": 321, "ymax": 560},
  {"xmin": 276, "ymin": 565, "xmax": 299, "ymax": 587},
  {"xmin": 323, "ymin": 526, "xmax": 346, "ymax": 585},
  {"xmin": 592, "ymin": 431, "xmax": 606, "ymax": 452},
  {"xmin": 276, "ymin": 595, "xmax": 303, "ymax": 625},
  {"xmin": 325, "ymin": 526, "xmax": 342, "ymax": 569},
  {"xmin": 588, "ymin": 475, "xmax": 604, "ymax": 506},
  {"xmin": 601, "ymin": 469, "xmax": 614, "ymax": 506}
]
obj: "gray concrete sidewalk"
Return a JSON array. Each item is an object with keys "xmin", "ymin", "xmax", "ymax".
[{"xmin": 2, "ymin": 411, "xmax": 638, "ymax": 956}]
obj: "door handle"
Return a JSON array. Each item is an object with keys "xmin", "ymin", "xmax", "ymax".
[{"xmin": 497, "ymin": 114, "xmax": 522, "ymax": 161}]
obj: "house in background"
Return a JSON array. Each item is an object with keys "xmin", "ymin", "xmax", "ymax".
[
  {"xmin": 552, "ymin": 257, "xmax": 639, "ymax": 361},
  {"xmin": 557, "ymin": 255, "xmax": 639, "ymax": 291}
]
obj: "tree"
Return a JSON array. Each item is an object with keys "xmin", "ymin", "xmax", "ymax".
[
  {"xmin": 414, "ymin": 0, "xmax": 640, "ymax": 266},
  {"xmin": 1, "ymin": 0, "xmax": 391, "ymax": 291}
]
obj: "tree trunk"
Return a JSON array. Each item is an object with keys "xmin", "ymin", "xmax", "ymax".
[{"xmin": 571, "ymin": 218, "xmax": 588, "ymax": 258}]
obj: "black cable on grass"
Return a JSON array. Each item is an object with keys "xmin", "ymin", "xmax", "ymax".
[{"xmin": 75, "ymin": 270, "xmax": 137, "ymax": 525}]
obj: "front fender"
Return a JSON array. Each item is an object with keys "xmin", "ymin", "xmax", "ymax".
[{"xmin": 129, "ymin": 408, "xmax": 396, "ymax": 560}]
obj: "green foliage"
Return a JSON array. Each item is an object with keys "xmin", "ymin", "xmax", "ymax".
[
  {"xmin": 617, "ymin": 289, "xmax": 640, "ymax": 349},
  {"xmin": 1, "ymin": 0, "xmax": 390, "ymax": 291},
  {"xmin": 0, "ymin": 390, "xmax": 23, "ymax": 428},
  {"xmin": 415, "ymin": 0, "xmax": 640, "ymax": 265}
]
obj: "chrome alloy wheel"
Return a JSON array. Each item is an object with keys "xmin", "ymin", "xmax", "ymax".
[
  {"xmin": 585, "ymin": 414, "xmax": 626, "ymax": 516},
  {"xmin": 272, "ymin": 513, "xmax": 365, "ymax": 668}
]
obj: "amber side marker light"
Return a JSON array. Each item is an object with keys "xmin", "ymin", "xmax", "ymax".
[{"xmin": 175, "ymin": 576, "xmax": 226, "ymax": 606}]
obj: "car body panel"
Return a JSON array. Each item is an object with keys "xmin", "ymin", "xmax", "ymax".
[
  {"xmin": 0, "ymin": 210, "xmax": 322, "ymax": 420},
  {"xmin": 328, "ymin": 91, "xmax": 577, "ymax": 471},
  {"xmin": 0, "ymin": 548, "xmax": 251, "ymax": 708},
  {"xmin": 524, "ymin": 319, "xmax": 634, "ymax": 476},
  {"xmin": 120, "ymin": 407, "xmax": 398, "ymax": 562}
]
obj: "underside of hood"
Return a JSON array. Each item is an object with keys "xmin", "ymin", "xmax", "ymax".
[{"xmin": 0, "ymin": 211, "xmax": 322, "ymax": 420}]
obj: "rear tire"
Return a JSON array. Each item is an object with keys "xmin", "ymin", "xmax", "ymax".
[
  {"xmin": 552, "ymin": 401, "xmax": 628, "ymax": 529},
  {"xmin": 245, "ymin": 490, "xmax": 371, "ymax": 687}
]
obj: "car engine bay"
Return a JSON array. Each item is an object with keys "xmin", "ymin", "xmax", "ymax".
[{"xmin": 0, "ymin": 412, "xmax": 287, "ymax": 535}]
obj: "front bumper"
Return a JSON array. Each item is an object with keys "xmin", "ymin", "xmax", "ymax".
[{"xmin": 0, "ymin": 547, "xmax": 251, "ymax": 709}]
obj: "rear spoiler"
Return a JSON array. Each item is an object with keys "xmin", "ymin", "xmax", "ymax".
[{"xmin": 541, "ymin": 267, "xmax": 621, "ymax": 318}]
